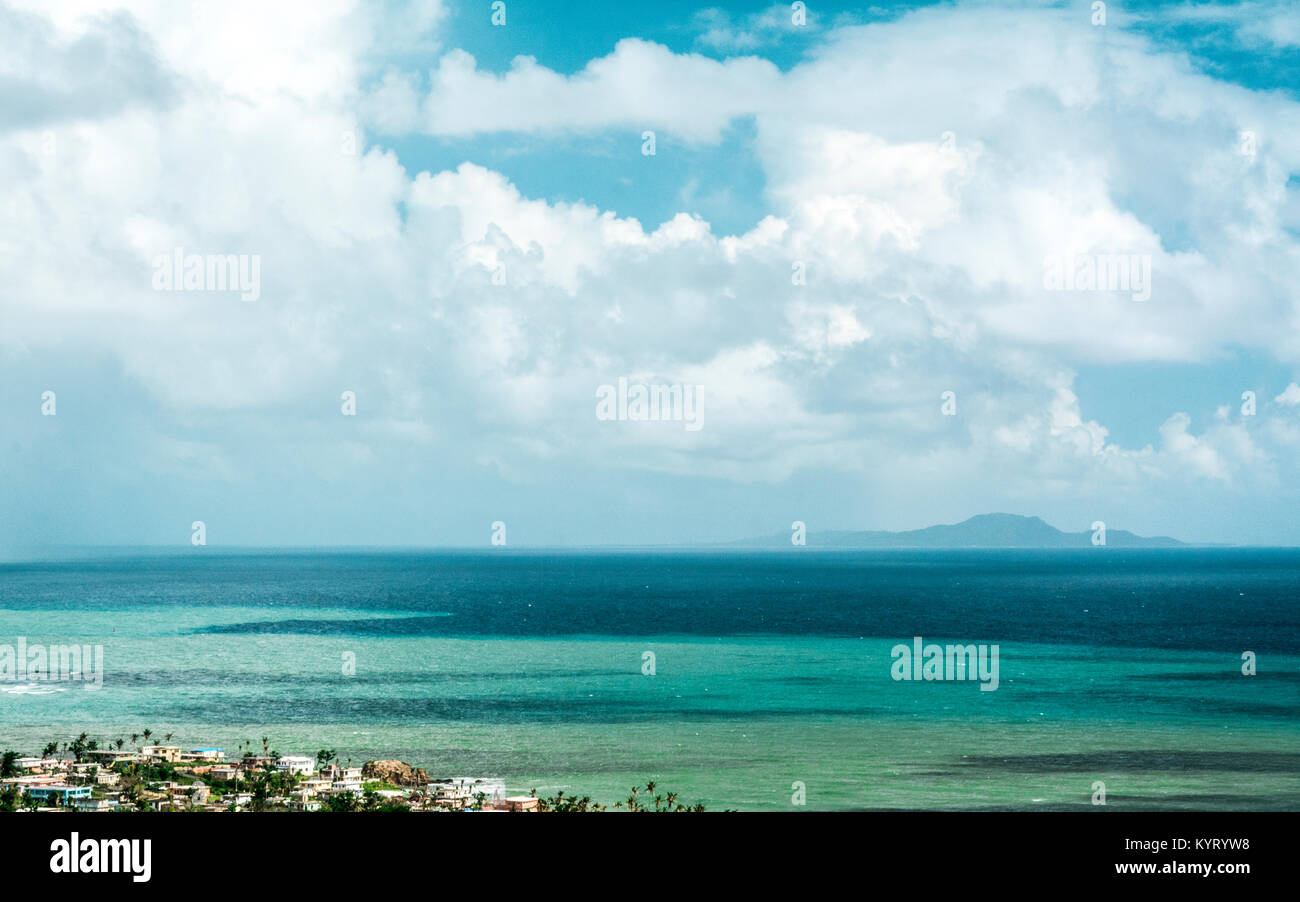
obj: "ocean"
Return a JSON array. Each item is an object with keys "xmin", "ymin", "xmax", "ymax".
[{"xmin": 1, "ymin": 548, "xmax": 1297, "ymax": 810}]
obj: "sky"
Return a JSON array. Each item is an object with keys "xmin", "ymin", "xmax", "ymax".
[{"xmin": 2, "ymin": 0, "xmax": 1300, "ymax": 548}]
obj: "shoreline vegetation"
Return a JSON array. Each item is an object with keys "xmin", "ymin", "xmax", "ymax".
[{"xmin": 0, "ymin": 735, "xmax": 705, "ymax": 813}]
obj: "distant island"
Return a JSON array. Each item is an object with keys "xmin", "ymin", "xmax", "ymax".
[{"xmin": 729, "ymin": 513, "xmax": 1187, "ymax": 548}]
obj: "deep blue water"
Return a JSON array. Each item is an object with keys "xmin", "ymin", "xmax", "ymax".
[{"xmin": 2, "ymin": 548, "xmax": 1297, "ymax": 652}]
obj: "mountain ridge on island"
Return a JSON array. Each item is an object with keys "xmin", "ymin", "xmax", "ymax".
[{"xmin": 728, "ymin": 513, "xmax": 1188, "ymax": 548}]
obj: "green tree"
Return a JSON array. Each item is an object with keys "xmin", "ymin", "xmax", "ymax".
[
  {"xmin": 69, "ymin": 734, "xmax": 88, "ymax": 763},
  {"xmin": 613, "ymin": 780, "xmax": 705, "ymax": 813},
  {"xmin": 536, "ymin": 789, "xmax": 605, "ymax": 812},
  {"xmin": 326, "ymin": 791, "xmax": 359, "ymax": 812},
  {"xmin": 0, "ymin": 750, "xmax": 18, "ymax": 778}
]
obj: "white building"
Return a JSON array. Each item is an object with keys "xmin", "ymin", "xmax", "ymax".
[
  {"xmin": 287, "ymin": 794, "xmax": 321, "ymax": 812},
  {"xmin": 141, "ymin": 746, "xmax": 182, "ymax": 763},
  {"xmin": 73, "ymin": 798, "xmax": 119, "ymax": 812},
  {"xmin": 275, "ymin": 755, "xmax": 315, "ymax": 776},
  {"xmin": 181, "ymin": 748, "xmax": 225, "ymax": 762}
]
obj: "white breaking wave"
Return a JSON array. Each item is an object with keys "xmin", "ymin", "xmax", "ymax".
[{"xmin": 0, "ymin": 683, "xmax": 68, "ymax": 695}]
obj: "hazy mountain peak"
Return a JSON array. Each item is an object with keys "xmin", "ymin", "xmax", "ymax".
[{"xmin": 731, "ymin": 513, "xmax": 1186, "ymax": 548}]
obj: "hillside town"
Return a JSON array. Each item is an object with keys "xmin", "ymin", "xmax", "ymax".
[
  {"xmin": 0, "ymin": 734, "xmax": 704, "ymax": 813},
  {"xmin": 0, "ymin": 736, "xmax": 539, "ymax": 813}
]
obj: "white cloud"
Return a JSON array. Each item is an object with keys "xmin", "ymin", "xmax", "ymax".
[
  {"xmin": 410, "ymin": 40, "xmax": 782, "ymax": 143},
  {"xmin": 1145, "ymin": 1, "xmax": 1300, "ymax": 49},
  {"xmin": 691, "ymin": 4, "xmax": 818, "ymax": 52},
  {"xmin": 4, "ymin": 0, "xmax": 1300, "ymax": 543}
]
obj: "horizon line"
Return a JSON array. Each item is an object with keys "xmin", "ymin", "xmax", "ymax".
[{"xmin": 6, "ymin": 542, "xmax": 1296, "ymax": 556}]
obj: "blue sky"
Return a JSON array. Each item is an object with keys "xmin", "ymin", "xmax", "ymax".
[{"xmin": 3, "ymin": 0, "xmax": 1300, "ymax": 549}]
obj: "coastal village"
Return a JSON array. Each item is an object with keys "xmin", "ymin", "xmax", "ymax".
[{"xmin": 0, "ymin": 737, "xmax": 540, "ymax": 813}]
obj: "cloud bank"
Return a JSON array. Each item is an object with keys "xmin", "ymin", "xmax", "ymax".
[{"xmin": 2, "ymin": 0, "xmax": 1299, "ymax": 546}]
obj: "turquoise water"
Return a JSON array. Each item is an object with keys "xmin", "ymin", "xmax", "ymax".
[{"xmin": 1, "ymin": 549, "xmax": 1297, "ymax": 810}]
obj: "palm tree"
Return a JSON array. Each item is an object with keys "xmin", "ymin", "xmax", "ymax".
[
  {"xmin": 114, "ymin": 738, "xmax": 124, "ymax": 750},
  {"xmin": 611, "ymin": 780, "xmax": 703, "ymax": 813},
  {"xmin": 130, "ymin": 733, "xmax": 139, "ymax": 747},
  {"xmin": 141, "ymin": 729, "xmax": 152, "ymax": 744}
]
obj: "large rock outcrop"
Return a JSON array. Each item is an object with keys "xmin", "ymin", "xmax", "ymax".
[{"xmin": 361, "ymin": 759, "xmax": 429, "ymax": 787}]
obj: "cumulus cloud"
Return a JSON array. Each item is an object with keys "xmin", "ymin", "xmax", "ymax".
[
  {"xmin": 0, "ymin": 3, "xmax": 175, "ymax": 132},
  {"xmin": 1144, "ymin": 1, "xmax": 1300, "ymax": 49},
  {"xmin": 3, "ymin": 0, "xmax": 1300, "ymax": 544},
  {"xmin": 691, "ymin": 4, "xmax": 820, "ymax": 51},
  {"xmin": 407, "ymin": 40, "xmax": 782, "ymax": 142}
]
